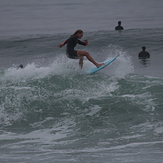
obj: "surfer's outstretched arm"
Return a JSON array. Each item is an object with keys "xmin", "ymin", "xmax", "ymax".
[{"xmin": 58, "ymin": 40, "xmax": 67, "ymax": 48}]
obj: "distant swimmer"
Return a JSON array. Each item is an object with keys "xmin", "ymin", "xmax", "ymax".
[
  {"xmin": 18, "ymin": 64, "xmax": 24, "ymax": 69},
  {"xmin": 58, "ymin": 29, "xmax": 104, "ymax": 69},
  {"xmin": 138, "ymin": 46, "xmax": 150, "ymax": 59},
  {"xmin": 115, "ymin": 21, "xmax": 124, "ymax": 30}
]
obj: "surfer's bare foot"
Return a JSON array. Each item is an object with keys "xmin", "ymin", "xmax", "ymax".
[{"xmin": 96, "ymin": 63, "xmax": 104, "ymax": 68}]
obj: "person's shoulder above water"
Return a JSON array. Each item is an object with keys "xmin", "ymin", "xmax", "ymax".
[
  {"xmin": 115, "ymin": 21, "xmax": 124, "ymax": 30},
  {"xmin": 139, "ymin": 51, "xmax": 150, "ymax": 58},
  {"xmin": 138, "ymin": 46, "xmax": 150, "ymax": 59},
  {"xmin": 115, "ymin": 26, "xmax": 124, "ymax": 30}
]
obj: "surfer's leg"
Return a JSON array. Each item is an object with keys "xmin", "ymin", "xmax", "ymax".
[
  {"xmin": 77, "ymin": 56, "xmax": 84, "ymax": 69},
  {"xmin": 77, "ymin": 51, "xmax": 104, "ymax": 68}
]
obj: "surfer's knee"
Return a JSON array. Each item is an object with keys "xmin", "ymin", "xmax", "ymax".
[
  {"xmin": 77, "ymin": 51, "xmax": 90, "ymax": 58},
  {"xmin": 84, "ymin": 51, "xmax": 90, "ymax": 57},
  {"xmin": 79, "ymin": 56, "xmax": 84, "ymax": 60}
]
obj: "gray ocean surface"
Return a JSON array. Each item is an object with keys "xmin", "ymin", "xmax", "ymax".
[{"xmin": 0, "ymin": 0, "xmax": 163, "ymax": 163}]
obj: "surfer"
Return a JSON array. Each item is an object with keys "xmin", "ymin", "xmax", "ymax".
[
  {"xmin": 115, "ymin": 21, "xmax": 124, "ymax": 30},
  {"xmin": 138, "ymin": 46, "xmax": 150, "ymax": 59},
  {"xmin": 58, "ymin": 29, "xmax": 104, "ymax": 69}
]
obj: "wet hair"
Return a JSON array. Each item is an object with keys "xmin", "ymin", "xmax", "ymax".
[
  {"xmin": 72, "ymin": 29, "xmax": 83, "ymax": 35},
  {"xmin": 118, "ymin": 21, "xmax": 121, "ymax": 25}
]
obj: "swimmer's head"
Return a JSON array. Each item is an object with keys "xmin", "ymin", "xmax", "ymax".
[{"xmin": 142, "ymin": 46, "xmax": 146, "ymax": 50}]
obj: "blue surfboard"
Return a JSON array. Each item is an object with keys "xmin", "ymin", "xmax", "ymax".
[{"xmin": 86, "ymin": 54, "xmax": 120, "ymax": 74}]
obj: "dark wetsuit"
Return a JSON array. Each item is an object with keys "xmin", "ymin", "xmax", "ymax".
[
  {"xmin": 138, "ymin": 51, "xmax": 150, "ymax": 59},
  {"xmin": 62, "ymin": 35, "xmax": 87, "ymax": 59},
  {"xmin": 115, "ymin": 26, "xmax": 124, "ymax": 30}
]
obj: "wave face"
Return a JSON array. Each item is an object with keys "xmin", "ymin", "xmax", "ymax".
[{"xmin": 0, "ymin": 29, "xmax": 163, "ymax": 163}]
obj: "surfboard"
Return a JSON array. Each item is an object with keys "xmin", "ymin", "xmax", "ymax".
[{"xmin": 86, "ymin": 54, "xmax": 120, "ymax": 74}]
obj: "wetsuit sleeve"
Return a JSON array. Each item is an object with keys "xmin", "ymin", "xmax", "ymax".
[
  {"xmin": 77, "ymin": 40, "xmax": 87, "ymax": 46},
  {"xmin": 61, "ymin": 38, "xmax": 70, "ymax": 46},
  {"xmin": 61, "ymin": 39, "xmax": 69, "ymax": 46}
]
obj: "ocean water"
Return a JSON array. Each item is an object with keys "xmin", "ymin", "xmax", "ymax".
[{"xmin": 0, "ymin": 0, "xmax": 163, "ymax": 163}]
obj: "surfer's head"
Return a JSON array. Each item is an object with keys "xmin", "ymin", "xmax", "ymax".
[{"xmin": 72, "ymin": 29, "xmax": 83, "ymax": 38}]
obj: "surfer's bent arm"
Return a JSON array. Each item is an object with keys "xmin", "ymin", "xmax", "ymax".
[{"xmin": 78, "ymin": 39, "xmax": 88, "ymax": 46}]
